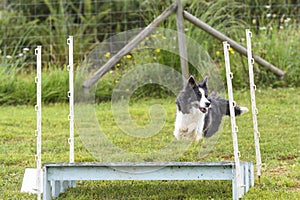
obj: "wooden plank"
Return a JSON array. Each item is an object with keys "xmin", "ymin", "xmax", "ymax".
[
  {"xmin": 83, "ymin": 1, "xmax": 178, "ymax": 89},
  {"xmin": 183, "ymin": 11, "xmax": 284, "ymax": 78},
  {"xmin": 176, "ymin": 0, "xmax": 189, "ymax": 83}
]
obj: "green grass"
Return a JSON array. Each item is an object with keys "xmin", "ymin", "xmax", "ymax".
[{"xmin": 0, "ymin": 88, "xmax": 299, "ymax": 199}]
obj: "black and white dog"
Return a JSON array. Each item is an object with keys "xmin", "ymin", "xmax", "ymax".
[{"xmin": 174, "ymin": 76, "xmax": 248, "ymax": 142}]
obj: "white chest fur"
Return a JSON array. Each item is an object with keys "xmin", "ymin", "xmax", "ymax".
[{"xmin": 174, "ymin": 107, "xmax": 206, "ymax": 142}]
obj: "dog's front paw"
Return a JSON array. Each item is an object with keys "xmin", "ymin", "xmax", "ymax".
[{"xmin": 179, "ymin": 126, "xmax": 188, "ymax": 133}]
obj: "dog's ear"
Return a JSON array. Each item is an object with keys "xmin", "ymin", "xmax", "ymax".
[
  {"xmin": 199, "ymin": 76, "xmax": 208, "ymax": 89},
  {"xmin": 187, "ymin": 75, "xmax": 196, "ymax": 87}
]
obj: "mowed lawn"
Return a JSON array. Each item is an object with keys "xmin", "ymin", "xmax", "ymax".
[{"xmin": 0, "ymin": 88, "xmax": 299, "ymax": 199}]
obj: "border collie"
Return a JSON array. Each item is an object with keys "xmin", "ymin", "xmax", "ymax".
[{"xmin": 174, "ymin": 76, "xmax": 248, "ymax": 142}]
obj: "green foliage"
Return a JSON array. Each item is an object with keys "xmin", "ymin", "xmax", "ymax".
[
  {"xmin": 0, "ymin": 0, "xmax": 300, "ymax": 105},
  {"xmin": 36, "ymin": 0, "xmax": 110, "ymax": 64},
  {"xmin": 0, "ymin": 8, "xmax": 38, "ymax": 69},
  {"xmin": 252, "ymin": 27, "xmax": 300, "ymax": 87},
  {"xmin": 0, "ymin": 69, "xmax": 35, "ymax": 105},
  {"xmin": 182, "ymin": 0, "xmax": 248, "ymax": 85},
  {"xmin": 41, "ymin": 66, "xmax": 69, "ymax": 103},
  {"xmin": 0, "ymin": 66, "xmax": 69, "ymax": 105},
  {"xmin": 235, "ymin": 0, "xmax": 300, "ymax": 30}
]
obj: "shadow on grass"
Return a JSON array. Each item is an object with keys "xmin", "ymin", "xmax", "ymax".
[{"xmin": 58, "ymin": 180, "xmax": 232, "ymax": 199}]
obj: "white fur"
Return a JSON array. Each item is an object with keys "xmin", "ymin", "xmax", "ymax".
[
  {"xmin": 173, "ymin": 88, "xmax": 210, "ymax": 143},
  {"xmin": 198, "ymin": 88, "xmax": 210, "ymax": 108},
  {"xmin": 240, "ymin": 106, "xmax": 249, "ymax": 114},
  {"xmin": 173, "ymin": 106, "xmax": 206, "ymax": 142}
]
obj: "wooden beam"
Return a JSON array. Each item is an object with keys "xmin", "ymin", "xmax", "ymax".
[
  {"xmin": 183, "ymin": 11, "xmax": 285, "ymax": 78},
  {"xmin": 83, "ymin": 1, "xmax": 178, "ymax": 89},
  {"xmin": 176, "ymin": 0, "xmax": 189, "ymax": 83}
]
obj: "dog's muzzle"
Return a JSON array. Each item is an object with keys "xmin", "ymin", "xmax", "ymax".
[
  {"xmin": 199, "ymin": 102, "xmax": 211, "ymax": 113},
  {"xmin": 199, "ymin": 107, "xmax": 207, "ymax": 113}
]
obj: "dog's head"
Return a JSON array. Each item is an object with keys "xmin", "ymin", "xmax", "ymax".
[{"xmin": 177, "ymin": 76, "xmax": 211, "ymax": 114}]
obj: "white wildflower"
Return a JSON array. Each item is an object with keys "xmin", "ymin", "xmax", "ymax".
[
  {"xmin": 284, "ymin": 18, "xmax": 291, "ymax": 23},
  {"xmin": 259, "ymin": 27, "xmax": 267, "ymax": 30}
]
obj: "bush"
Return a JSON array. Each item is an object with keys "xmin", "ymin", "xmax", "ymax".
[
  {"xmin": 0, "ymin": 0, "xmax": 299, "ymax": 105},
  {"xmin": 0, "ymin": 66, "xmax": 69, "ymax": 105}
]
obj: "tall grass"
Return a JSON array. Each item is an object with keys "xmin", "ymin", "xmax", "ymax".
[
  {"xmin": 0, "ymin": 8, "xmax": 38, "ymax": 70},
  {"xmin": 37, "ymin": 0, "xmax": 110, "ymax": 64},
  {"xmin": 0, "ymin": 66, "xmax": 69, "ymax": 105},
  {"xmin": 0, "ymin": 0, "xmax": 299, "ymax": 105},
  {"xmin": 1, "ymin": 28, "xmax": 299, "ymax": 105},
  {"xmin": 252, "ymin": 27, "xmax": 300, "ymax": 87}
]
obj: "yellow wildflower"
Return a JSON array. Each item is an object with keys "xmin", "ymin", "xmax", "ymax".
[
  {"xmin": 105, "ymin": 52, "xmax": 110, "ymax": 58},
  {"xmin": 155, "ymin": 48, "xmax": 161, "ymax": 53},
  {"xmin": 216, "ymin": 51, "xmax": 220, "ymax": 56},
  {"xmin": 126, "ymin": 54, "xmax": 132, "ymax": 59},
  {"xmin": 229, "ymin": 48, "xmax": 235, "ymax": 54}
]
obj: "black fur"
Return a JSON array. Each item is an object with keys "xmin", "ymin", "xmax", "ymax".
[{"xmin": 203, "ymin": 96, "xmax": 244, "ymax": 137}]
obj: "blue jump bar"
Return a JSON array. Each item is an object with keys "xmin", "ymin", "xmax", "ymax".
[{"xmin": 43, "ymin": 161, "xmax": 254, "ymax": 200}]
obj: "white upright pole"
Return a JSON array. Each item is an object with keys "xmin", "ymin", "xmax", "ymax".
[
  {"xmin": 35, "ymin": 46, "xmax": 42, "ymax": 200},
  {"xmin": 67, "ymin": 36, "xmax": 75, "ymax": 163},
  {"xmin": 223, "ymin": 41, "xmax": 242, "ymax": 199},
  {"xmin": 246, "ymin": 29, "xmax": 262, "ymax": 179}
]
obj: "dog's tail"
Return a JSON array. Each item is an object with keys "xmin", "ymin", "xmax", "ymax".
[
  {"xmin": 227, "ymin": 103, "xmax": 249, "ymax": 116},
  {"xmin": 209, "ymin": 96, "xmax": 249, "ymax": 116}
]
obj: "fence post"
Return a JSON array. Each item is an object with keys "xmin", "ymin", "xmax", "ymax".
[
  {"xmin": 176, "ymin": 0, "xmax": 189, "ymax": 84},
  {"xmin": 246, "ymin": 29, "xmax": 262, "ymax": 179},
  {"xmin": 35, "ymin": 45, "xmax": 42, "ymax": 200},
  {"xmin": 223, "ymin": 41, "xmax": 243, "ymax": 199},
  {"xmin": 67, "ymin": 36, "xmax": 75, "ymax": 164}
]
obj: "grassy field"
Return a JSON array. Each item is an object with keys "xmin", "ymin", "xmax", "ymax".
[{"xmin": 0, "ymin": 87, "xmax": 299, "ymax": 199}]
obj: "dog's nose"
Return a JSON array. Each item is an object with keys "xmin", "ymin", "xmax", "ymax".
[{"xmin": 205, "ymin": 102, "xmax": 211, "ymax": 107}]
